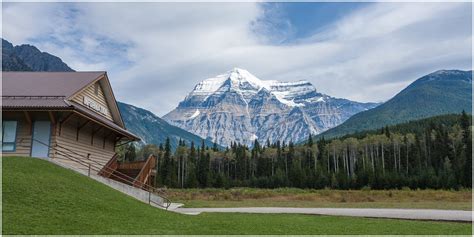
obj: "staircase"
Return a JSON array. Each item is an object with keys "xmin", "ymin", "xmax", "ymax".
[
  {"xmin": 109, "ymin": 168, "xmax": 140, "ymax": 183},
  {"xmin": 102, "ymin": 155, "xmax": 157, "ymax": 188},
  {"xmin": 25, "ymin": 138, "xmax": 171, "ymax": 209}
]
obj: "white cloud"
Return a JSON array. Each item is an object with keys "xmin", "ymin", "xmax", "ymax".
[{"xmin": 2, "ymin": 2, "xmax": 471, "ymax": 116}]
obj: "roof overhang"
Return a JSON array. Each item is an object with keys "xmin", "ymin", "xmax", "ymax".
[{"xmin": 2, "ymin": 102, "xmax": 140, "ymax": 141}]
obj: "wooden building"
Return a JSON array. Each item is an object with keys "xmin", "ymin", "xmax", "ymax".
[{"xmin": 2, "ymin": 72, "xmax": 140, "ymax": 171}]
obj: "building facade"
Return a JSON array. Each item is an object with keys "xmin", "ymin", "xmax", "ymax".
[{"xmin": 2, "ymin": 72, "xmax": 139, "ymax": 171}]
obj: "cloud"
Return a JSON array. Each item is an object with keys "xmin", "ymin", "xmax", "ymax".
[{"xmin": 2, "ymin": 2, "xmax": 471, "ymax": 115}]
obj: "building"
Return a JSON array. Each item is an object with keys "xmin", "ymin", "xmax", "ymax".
[{"xmin": 2, "ymin": 72, "xmax": 140, "ymax": 171}]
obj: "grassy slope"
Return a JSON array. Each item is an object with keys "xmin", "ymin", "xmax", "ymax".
[
  {"xmin": 167, "ymin": 188, "xmax": 472, "ymax": 210},
  {"xmin": 2, "ymin": 157, "xmax": 471, "ymax": 235}
]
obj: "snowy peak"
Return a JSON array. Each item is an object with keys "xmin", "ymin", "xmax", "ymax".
[
  {"xmin": 164, "ymin": 68, "xmax": 380, "ymax": 147},
  {"xmin": 192, "ymin": 68, "xmax": 267, "ymax": 95},
  {"xmin": 188, "ymin": 68, "xmax": 321, "ymax": 107}
]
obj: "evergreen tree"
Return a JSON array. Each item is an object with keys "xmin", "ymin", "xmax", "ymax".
[
  {"xmin": 460, "ymin": 111, "xmax": 472, "ymax": 187},
  {"xmin": 124, "ymin": 143, "xmax": 136, "ymax": 162}
]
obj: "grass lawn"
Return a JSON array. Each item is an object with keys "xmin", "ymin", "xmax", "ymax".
[
  {"xmin": 2, "ymin": 156, "xmax": 472, "ymax": 235},
  {"xmin": 167, "ymin": 188, "xmax": 472, "ymax": 210}
]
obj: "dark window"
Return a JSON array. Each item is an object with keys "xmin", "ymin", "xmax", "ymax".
[{"xmin": 2, "ymin": 121, "xmax": 18, "ymax": 152}]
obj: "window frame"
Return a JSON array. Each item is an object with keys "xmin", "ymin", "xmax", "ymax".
[{"xmin": 2, "ymin": 120, "xmax": 18, "ymax": 152}]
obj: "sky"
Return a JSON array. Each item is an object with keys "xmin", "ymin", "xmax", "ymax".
[{"xmin": 2, "ymin": 2, "xmax": 472, "ymax": 116}]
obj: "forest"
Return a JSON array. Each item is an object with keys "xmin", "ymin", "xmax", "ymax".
[{"xmin": 118, "ymin": 112, "xmax": 472, "ymax": 190}]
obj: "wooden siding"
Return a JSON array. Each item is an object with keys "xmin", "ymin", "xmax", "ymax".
[
  {"xmin": 72, "ymin": 82, "xmax": 114, "ymax": 121},
  {"xmin": 2, "ymin": 111, "xmax": 119, "ymax": 172},
  {"xmin": 54, "ymin": 118, "xmax": 116, "ymax": 169},
  {"xmin": 2, "ymin": 111, "xmax": 57, "ymax": 157},
  {"xmin": 2, "ymin": 112, "xmax": 32, "ymax": 157}
]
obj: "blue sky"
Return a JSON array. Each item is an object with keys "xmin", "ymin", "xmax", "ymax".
[
  {"xmin": 257, "ymin": 2, "xmax": 370, "ymax": 43},
  {"xmin": 2, "ymin": 2, "xmax": 472, "ymax": 116}
]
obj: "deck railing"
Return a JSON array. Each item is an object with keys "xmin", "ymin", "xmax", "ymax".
[
  {"xmin": 133, "ymin": 154, "xmax": 156, "ymax": 188},
  {"xmin": 21, "ymin": 138, "xmax": 172, "ymax": 209}
]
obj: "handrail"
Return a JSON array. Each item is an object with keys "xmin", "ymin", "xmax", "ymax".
[
  {"xmin": 21, "ymin": 138, "xmax": 172, "ymax": 209},
  {"xmin": 53, "ymin": 144, "xmax": 171, "ymax": 208},
  {"xmin": 99, "ymin": 154, "xmax": 118, "ymax": 178},
  {"xmin": 52, "ymin": 142, "xmax": 168, "ymax": 197},
  {"xmin": 53, "ymin": 145, "xmax": 171, "ymax": 209},
  {"xmin": 133, "ymin": 154, "xmax": 156, "ymax": 188}
]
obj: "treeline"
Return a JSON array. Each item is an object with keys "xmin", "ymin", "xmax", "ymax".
[{"xmin": 119, "ymin": 112, "xmax": 472, "ymax": 190}]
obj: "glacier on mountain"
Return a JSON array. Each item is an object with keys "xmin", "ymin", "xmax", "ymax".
[{"xmin": 164, "ymin": 68, "xmax": 379, "ymax": 147}]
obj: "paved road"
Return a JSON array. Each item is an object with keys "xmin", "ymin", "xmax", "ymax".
[{"xmin": 173, "ymin": 207, "xmax": 472, "ymax": 222}]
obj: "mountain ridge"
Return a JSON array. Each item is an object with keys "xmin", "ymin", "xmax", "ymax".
[
  {"xmin": 164, "ymin": 68, "xmax": 379, "ymax": 147},
  {"xmin": 317, "ymin": 69, "xmax": 473, "ymax": 139},
  {"xmin": 1, "ymin": 38, "xmax": 214, "ymax": 150},
  {"xmin": 117, "ymin": 101, "xmax": 219, "ymax": 150},
  {"xmin": 2, "ymin": 38, "xmax": 74, "ymax": 72}
]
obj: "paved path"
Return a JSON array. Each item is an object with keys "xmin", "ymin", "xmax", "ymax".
[{"xmin": 173, "ymin": 207, "xmax": 472, "ymax": 222}]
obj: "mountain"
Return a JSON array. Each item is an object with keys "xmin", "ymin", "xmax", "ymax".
[
  {"xmin": 318, "ymin": 69, "xmax": 473, "ymax": 139},
  {"xmin": 118, "ymin": 102, "xmax": 218, "ymax": 150},
  {"xmin": 2, "ymin": 38, "xmax": 74, "ymax": 72},
  {"xmin": 2, "ymin": 38, "xmax": 214, "ymax": 149},
  {"xmin": 163, "ymin": 68, "xmax": 379, "ymax": 147},
  {"xmin": 2, "ymin": 39, "xmax": 32, "ymax": 71}
]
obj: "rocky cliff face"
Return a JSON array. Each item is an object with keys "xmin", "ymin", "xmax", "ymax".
[
  {"xmin": 2, "ymin": 38, "xmax": 74, "ymax": 72},
  {"xmin": 164, "ymin": 68, "xmax": 379, "ymax": 147}
]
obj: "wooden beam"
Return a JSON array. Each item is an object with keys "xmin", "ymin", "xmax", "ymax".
[
  {"xmin": 23, "ymin": 111, "xmax": 32, "ymax": 123},
  {"xmin": 59, "ymin": 112, "xmax": 75, "ymax": 124},
  {"xmin": 48, "ymin": 111, "xmax": 57, "ymax": 125},
  {"xmin": 59, "ymin": 112, "xmax": 75, "ymax": 136},
  {"xmin": 23, "ymin": 111, "xmax": 32, "ymax": 135},
  {"xmin": 76, "ymin": 120, "xmax": 91, "ymax": 141},
  {"xmin": 91, "ymin": 126, "xmax": 104, "ymax": 145},
  {"xmin": 103, "ymin": 130, "xmax": 113, "ymax": 149}
]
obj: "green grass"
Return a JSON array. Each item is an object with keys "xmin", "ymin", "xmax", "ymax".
[
  {"xmin": 2, "ymin": 156, "xmax": 472, "ymax": 235},
  {"xmin": 167, "ymin": 188, "xmax": 472, "ymax": 210}
]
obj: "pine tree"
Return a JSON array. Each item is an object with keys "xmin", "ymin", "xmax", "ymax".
[
  {"xmin": 124, "ymin": 143, "xmax": 136, "ymax": 162},
  {"xmin": 160, "ymin": 137, "xmax": 172, "ymax": 186},
  {"xmin": 460, "ymin": 111, "xmax": 472, "ymax": 187},
  {"xmin": 307, "ymin": 134, "xmax": 313, "ymax": 147}
]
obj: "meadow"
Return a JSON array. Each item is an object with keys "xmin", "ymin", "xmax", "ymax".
[
  {"xmin": 167, "ymin": 187, "xmax": 472, "ymax": 210},
  {"xmin": 2, "ymin": 156, "xmax": 471, "ymax": 235}
]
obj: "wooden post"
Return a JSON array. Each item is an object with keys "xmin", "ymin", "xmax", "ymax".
[
  {"xmin": 23, "ymin": 111, "xmax": 32, "ymax": 135},
  {"xmin": 91, "ymin": 126, "xmax": 103, "ymax": 145},
  {"xmin": 48, "ymin": 111, "xmax": 56, "ymax": 125},
  {"xmin": 59, "ymin": 112, "xmax": 74, "ymax": 136},
  {"xmin": 76, "ymin": 120, "xmax": 90, "ymax": 141}
]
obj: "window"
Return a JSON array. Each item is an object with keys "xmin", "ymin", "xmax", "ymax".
[
  {"xmin": 2, "ymin": 121, "xmax": 18, "ymax": 152},
  {"xmin": 94, "ymin": 83, "xmax": 99, "ymax": 96}
]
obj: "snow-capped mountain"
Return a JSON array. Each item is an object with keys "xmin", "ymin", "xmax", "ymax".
[{"xmin": 163, "ymin": 68, "xmax": 379, "ymax": 147}]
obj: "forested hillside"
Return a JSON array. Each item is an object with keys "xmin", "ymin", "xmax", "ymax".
[
  {"xmin": 124, "ymin": 112, "xmax": 472, "ymax": 190},
  {"xmin": 118, "ymin": 102, "xmax": 219, "ymax": 151},
  {"xmin": 319, "ymin": 70, "xmax": 472, "ymax": 139}
]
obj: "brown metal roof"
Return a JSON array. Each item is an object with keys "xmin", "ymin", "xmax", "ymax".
[
  {"xmin": 2, "ymin": 96, "xmax": 70, "ymax": 108},
  {"xmin": 2, "ymin": 71, "xmax": 140, "ymax": 141},
  {"xmin": 2, "ymin": 71, "xmax": 105, "ymax": 97}
]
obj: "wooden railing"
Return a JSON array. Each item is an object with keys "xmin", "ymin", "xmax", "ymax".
[
  {"xmin": 22, "ymin": 138, "xmax": 171, "ymax": 209},
  {"xmin": 118, "ymin": 160, "xmax": 148, "ymax": 170},
  {"xmin": 98, "ymin": 154, "xmax": 119, "ymax": 178},
  {"xmin": 133, "ymin": 154, "xmax": 156, "ymax": 189}
]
